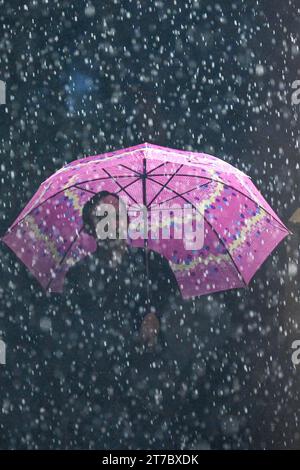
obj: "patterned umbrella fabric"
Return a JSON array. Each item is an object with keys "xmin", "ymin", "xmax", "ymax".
[{"xmin": 0, "ymin": 142, "xmax": 290, "ymax": 298}]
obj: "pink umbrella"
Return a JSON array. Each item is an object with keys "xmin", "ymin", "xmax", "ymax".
[{"xmin": 0, "ymin": 142, "xmax": 290, "ymax": 298}]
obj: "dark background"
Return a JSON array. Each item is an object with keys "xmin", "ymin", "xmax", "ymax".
[{"xmin": 0, "ymin": 0, "xmax": 300, "ymax": 449}]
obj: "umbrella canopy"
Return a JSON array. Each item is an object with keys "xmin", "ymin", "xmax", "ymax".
[{"xmin": 0, "ymin": 142, "xmax": 290, "ymax": 298}]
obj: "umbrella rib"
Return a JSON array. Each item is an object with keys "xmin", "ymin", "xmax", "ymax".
[
  {"xmin": 72, "ymin": 174, "xmax": 137, "ymax": 181},
  {"xmin": 74, "ymin": 176, "xmax": 141, "ymax": 196},
  {"xmin": 146, "ymin": 175, "xmax": 248, "ymax": 287},
  {"xmin": 147, "ymin": 164, "xmax": 183, "ymax": 207},
  {"xmin": 102, "ymin": 168, "xmax": 140, "ymax": 205},
  {"xmin": 73, "ymin": 184, "xmax": 96, "ymax": 195},
  {"xmin": 46, "ymin": 226, "xmax": 86, "ymax": 290},
  {"xmin": 149, "ymin": 173, "xmax": 288, "ymax": 233},
  {"xmin": 46, "ymin": 175, "xmax": 142, "ymax": 289},
  {"xmin": 161, "ymin": 182, "xmax": 211, "ymax": 204},
  {"xmin": 6, "ymin": 174, "xmax": 140, "ymax": 235},
  {"xmin": 119, "ymin": 164, "xmax": 142, "ymax": 176},
  {"xmin": 146, "ymin": 162, "xmax": 166, "ymax": 175}
]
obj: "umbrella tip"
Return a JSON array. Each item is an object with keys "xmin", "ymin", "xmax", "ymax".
[{"xmin": 142, "ymin": 141, "xmax": 155, "ymax": 147}]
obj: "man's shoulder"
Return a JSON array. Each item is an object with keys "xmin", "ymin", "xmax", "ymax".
[
  {"xmin": 124, "ymin": 245, "xmax": 145, "ymax": 262},
  {"xmin": 126, "ymin": 246, "xmax": 169, "ymax": 266},
  {"xmin": 147, "ymin": 248, "xmax": 180, "ymax": 291},
  {"xmin": 148, "ymin": 248, "xmax": 171, "ymax": 268},
  {"xmin": 65, "ymin": 254, "xmax": 92, "ymax": 286}
]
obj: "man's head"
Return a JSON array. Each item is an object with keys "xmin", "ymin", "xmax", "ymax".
[{"xmin": 82, "ymin": 190, "xmax": 128, "ymax": 242}]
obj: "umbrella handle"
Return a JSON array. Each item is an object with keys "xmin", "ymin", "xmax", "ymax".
[
  {"xmin": 144, "ymin": 240, "xmax": 151, "ymax": 309},
  {"xmin": 142, "ymin": 157, "xmax": 151, "ymax": 312}
]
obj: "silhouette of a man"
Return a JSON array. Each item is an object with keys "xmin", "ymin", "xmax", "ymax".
[{"xmin": 65, "ymin": 190, "xmax": 179, "ymax": 351}]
